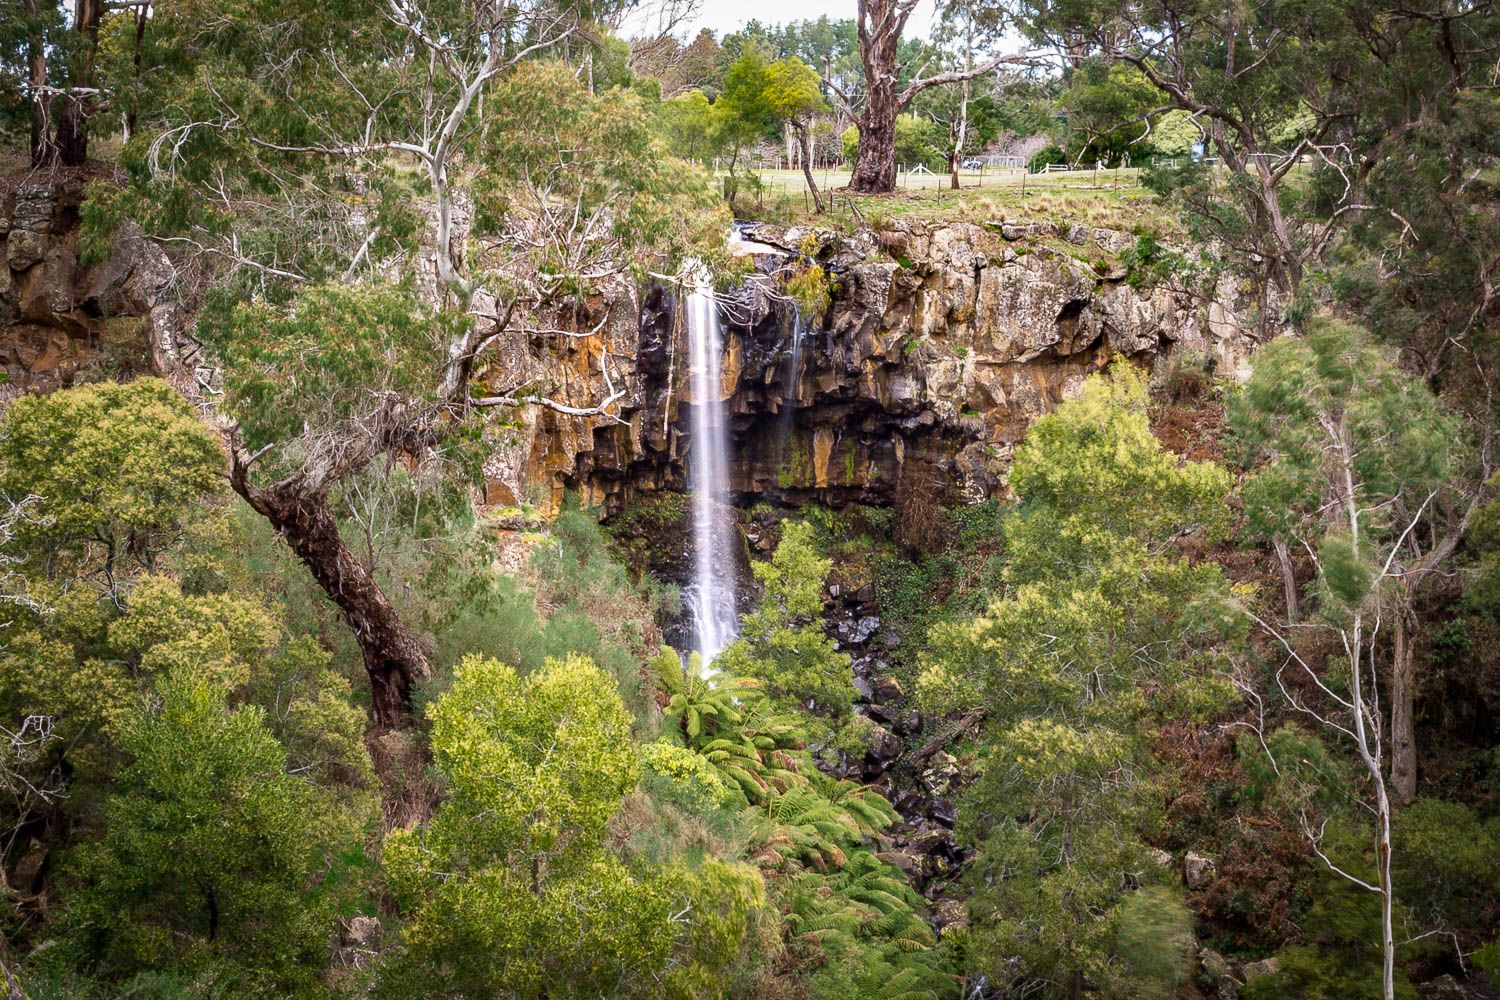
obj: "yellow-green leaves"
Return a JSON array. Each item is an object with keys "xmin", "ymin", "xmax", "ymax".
[
  {"xmin": 1006, "ymin": 363, "xmax": 1231, "ymax": 583},
  {"xmin": 383, "ymin": 654, "xmax": 766, "ymax": 999},
  {"xmin": 65, "ymin": 670, "xmax": 332, "ymax": 989},
  {"xmin": 426, "ymin": 653, "xmax": 638, "ymax": 860},
  {"xmin": 921, "ymin": 364, "xmax": 1242, "ymax": 991},
  {"xmin": 715, "ymin": 521, "xmax": 855, "ymax": 731},
  {"xmin": 0, "ymin": 378, "xmax": 223, "ymax": 583},
  {"xmin": 641, "ymin": 740, "xmax": 729, "ymax": 812},
  {"xmin": 204, "ymin": 283, "xmax": 465, "ymax": 457},
  {"xmin": 1230, "ymin": 318, "xmax": 1468, "ymax": 619}
]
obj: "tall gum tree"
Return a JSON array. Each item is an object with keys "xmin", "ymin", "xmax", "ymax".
[
  {"xmin": 839, "ymin": 0, "xmax": 1025, "ymax": 193},
  {"xmin": 1230, "ymin": 320, "xmax": 1491, "ymax": 1000},
  {"xmin": 112, "ymin": 0, "xmax": 726, "ymax": 726},
  {"xmin": 1001, "ymin": 0, "xmax": 1496, "ymax": 300}
]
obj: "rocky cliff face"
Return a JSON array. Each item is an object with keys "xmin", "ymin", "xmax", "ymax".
[
  {"xmin": 497, "ymin": 219, "xmax": 1265, "ymax": 519},
  {"xmin": 0, "ymin": 179, "xmax": 184, "ymax": 399},
  {"xmin": 0, "ymin": 181, "xmax": 1265, "ymax": 522}
]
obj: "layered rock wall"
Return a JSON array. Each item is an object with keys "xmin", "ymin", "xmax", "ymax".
[
  {"xmin": 499, "ymin": 220, "xmax": 1264, "ymax": 516},
  {"xmin": 0, "ymin": 182, "xmax": 1265, "ymax": 517},
  {"xmin": 0, "ymin": 180, "xmax": 183, "ymax": 398}
]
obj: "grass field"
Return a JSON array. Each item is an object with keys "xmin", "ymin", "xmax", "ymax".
[
  {"xmin": 726, "ymin": 165, "xmax": 1176, "ymax": 237},
  {"xmin": 734, "ymin": 165, "xmax": 1147, "ymax": 196}
]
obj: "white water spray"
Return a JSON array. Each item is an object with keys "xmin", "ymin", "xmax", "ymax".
[
  {"xmin": 685, "ymin": 275, "xmax": 738, "ymax": 669},
  {"xmin": 786, "ymin": 308, "xmax": 805, "ymax": 399}
]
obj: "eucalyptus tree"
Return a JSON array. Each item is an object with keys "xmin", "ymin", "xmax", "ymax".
[
  {"xmin": 918, "ymin": 367, "xmax": 1242, "ymax": 995},
  {"xmin": 763, "ymin": 56, "xmax": 829, "ymax": 210},
  {"xmin": 1002, "ymin": 0, "xmax": 1497, "ymax": 301},
  {"xmin": 1229, "ymin": 320, "xmax": 1488, "ymax": 1000},
  {"xmin": 0, "ymin": 0, "xmax": 102, "ymax": 164},
  {"xmin": 837, "ymin": 0, "xmax": 1027, "ymax": 192},
  {"xmin": 107, "ymin": 0, "xmax": 725, "ymax": 724}
]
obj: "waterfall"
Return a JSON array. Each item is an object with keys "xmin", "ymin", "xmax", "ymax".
[
  {"xmin": 785, "ymin": 308, "xmax": 805, "ymax": 401},
  {"xmin": 685, "ymin": 275, "xmax": 738, "ymax": 669},
  {"xmin": 776, "ymin": 309, "xmax": 805, "ymax": 474}
]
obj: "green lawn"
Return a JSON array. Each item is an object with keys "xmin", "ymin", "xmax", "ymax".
[
  {"xmin": 728, "ymin": 166, "xmax": 1176, "ymax": 237},
  {"xmin": 735, "ymin": 165, "xmax": 1146, "ymax": 196}
]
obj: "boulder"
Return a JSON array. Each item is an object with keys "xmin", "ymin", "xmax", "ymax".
[
  {"xmin": 849, "ymin": 616, "xmax": 882, "ymax": 644},
  {"xmin": 18, "ymin": 246, "xmax": 80, "ymax": 326},
  {"xmin": 343, "ymin": 915, "xmax": 384, "ymax": 949},
  {"xmin": 11, "ymin": 838, "xmax": 47, "ymax": 892},
  {"xmin": 1417, "ymin": 975, "xmax": 1471, "ymax": 1000},
  {"xmin": 871, "ymin": 674, "xmax": 905, "ymax": 704},
  {"xmin": 1199, "ymin": 948, "xmax": 1231, "ymax": 983},
  {"xmin": 1185, "ymin": 850, "xmax": 1217, "ymax": 890},
  {"xmin": 6, "ymin": 230, "xmax": 46, "ymax": 271},
  {"xmin": 921, "ymin": 751, "xmax": 960, "ymax": 797},
  {"xmin": 910, "ymin": 826, "xmax": 955, "ymax": 855},
  {"xmin": 876, "ymin": 849, "xmax": 923, "ymax": 881},
  {"xmin": 11, "ymin": 186, "xmax": 54, "ymax": 233},
  {"xmin": 933, "ymin": 897, "xmax": 968, "ymax": 933},
  {"xmin": 865, "ymin": 724, "xmax": 901, "ymax": 764},
  {"xmin": 1241, "ymin": 957, "xmax": 1280, "ymax": 982}
]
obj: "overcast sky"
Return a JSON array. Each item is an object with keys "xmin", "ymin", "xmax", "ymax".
[{"xmin": 625, "ymin": 0, "xmax": 938, "ymax": 42}]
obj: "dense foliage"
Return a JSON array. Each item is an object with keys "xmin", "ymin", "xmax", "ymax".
[{"xmin": 3, "ymin": 1, "xmax": 1500, "ymax": 999}]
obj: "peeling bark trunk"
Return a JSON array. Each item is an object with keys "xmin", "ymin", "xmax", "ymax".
[
  {"xmin": 849, "ymin": 0, "xmax": 905, "ymax": 194},
  {"xmin": 233, "ymin": 480, "xmax": 429, "ymax": 727},
  {"xmin": 54, "ymin": 0, "xmax": 101, "ymax": 167},
  {"xmin": 850, "ymin": 88, "xmax": 898, "ymax": 193},
  {"xmin": 1391, "ymin": 607, "xmax": 1417, "ymax": 804},
  {"xmin": 1272, "ymin": 532, "xmax": 1299, "ymax": 623},
  {"xmin": 24, "ymin": 0, "xmax": 51, "ymax": 167},
  {"xmin": 797, "ymin": 124, "xmax": 823, "ymax": 213}
]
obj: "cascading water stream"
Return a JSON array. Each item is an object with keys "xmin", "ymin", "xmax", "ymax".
[
  {"xmin": 776, "ymin": 308, "xmax": 805, "ymax": 470},
  {"xmin": 685, "ymin": 274, "xmax": 739, "ymax": 671},
  {"xmin": 786, "ymin": 308, "xmax": 805, "ymax": 400}
]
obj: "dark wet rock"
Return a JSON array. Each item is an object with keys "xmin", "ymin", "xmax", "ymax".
[
  {"xmin": 871, "ymin": 674, "xmax": 904, "ymax": 703},
  {"xmin": 892, "ymin": 789, "xmax": 924, "ymax": 815},
  {"xmin": 930, "ymin": 798, "xmax": 957, "ymax": 827},
  {"xmin": 865, "ymin": 724, "xmax": 901, "ymax": 764},
  {"xmin": 852, "ymin": 675, "xmax": 875, "ymax": 702},
  {"xmin": 911, "ymin": 826, "xmax": 955, "ymax": 855},
  {"xmin": 1417, "ymin": 975, "xmax": 1471, "ymax": 1000}
]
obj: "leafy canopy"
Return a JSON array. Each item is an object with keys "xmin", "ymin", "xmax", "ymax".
[
  {"xmin": 919, "ymin": 365, "xmax": 1242, "ymax": 993},
  {"xmin": 0, "ymin": 378, "xmax": 223, "ymax": 585}
]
